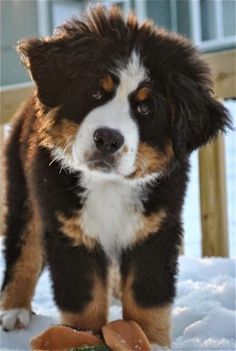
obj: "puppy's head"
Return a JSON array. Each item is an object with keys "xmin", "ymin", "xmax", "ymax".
[{"xmin": 17, "ymin": 5, "xmax": 231, "ymax": 181}]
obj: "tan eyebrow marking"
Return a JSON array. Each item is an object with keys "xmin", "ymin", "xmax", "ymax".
[
  {"xmin": 100, "ymin": 75, "xmax": 114, "ymax": 93},
  {"xmin": 135, "ymin": 87, "xmax": 151, "ymax": 102}
]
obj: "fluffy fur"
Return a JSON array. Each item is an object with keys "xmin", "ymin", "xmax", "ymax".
[{"xmin": 0, "ymin": 5, "xmax": 230, "ymax": 347}]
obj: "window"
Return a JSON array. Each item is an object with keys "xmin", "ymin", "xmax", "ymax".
[{"xmin": 145, "ymin": 0, "xmax": 236, "ymax": 52}]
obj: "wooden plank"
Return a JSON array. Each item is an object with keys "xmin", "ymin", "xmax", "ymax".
[
  {"xmin": 199, "ymin": 135, "xmax": 229, "ymax": 257},
  {"xmin": 204, "ymin": 49, "xmax": 236, "ymax": 99},
  {"xmin": 0, "ymin": 82, "xmax": 34, "ymax": 124}
]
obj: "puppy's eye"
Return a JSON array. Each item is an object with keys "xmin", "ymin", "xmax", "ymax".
[
  {"xmin": 92, "ymin": 90, "xmax": 103, "ymax": 100},
  {"xmin": 137, "ymin": 102, "xmax": 151, "ymax": 116}
]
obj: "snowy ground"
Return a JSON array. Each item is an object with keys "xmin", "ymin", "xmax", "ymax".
[{"xmin": 0, "ymin": 243, "xmax": 235, "ymax": 351}]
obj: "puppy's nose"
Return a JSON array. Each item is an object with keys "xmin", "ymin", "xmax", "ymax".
[{"xmin": 93, "ymin": 128, "xmax": 124, "ymax": 154}]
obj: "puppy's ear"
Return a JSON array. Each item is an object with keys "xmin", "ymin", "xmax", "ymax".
[
  {"xmin": 16, "ymin": 38, "xmax": 69, "ymax": 107},
  {"xmin": 172, "ymin": 72, "xmax": 231, "ymax": 157}
]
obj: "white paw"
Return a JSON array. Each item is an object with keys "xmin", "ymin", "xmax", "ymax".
[
  {"xmin": 152, "ymin": 344, "xmax": 171, "ymax": 351},
  {"xmin": 0, "ymin": 308, "xmax": 31, "ymax": 331}
]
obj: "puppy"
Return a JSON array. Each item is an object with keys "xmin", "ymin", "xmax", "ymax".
[{"xmin": 0, "ymin": 5, "xmax": 230, "ymax": 349}]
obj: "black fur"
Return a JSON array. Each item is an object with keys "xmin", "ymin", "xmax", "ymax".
[
  {"xmin": 121, "ymin": 222, "xmax": 182, "ymax": 307},
  {"xmin": 45, "ymin": 230, "xmax": 108, "ymax": 313}
]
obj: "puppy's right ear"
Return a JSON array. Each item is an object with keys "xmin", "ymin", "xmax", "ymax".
[{"xmin": 16, "ymin": 38, "xmax": 69, "ymax": 107}]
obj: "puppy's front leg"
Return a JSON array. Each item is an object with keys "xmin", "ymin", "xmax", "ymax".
[
  {"xmin": 45, "ymin": 223, "xmax": 109, "ymax": 333},
  {"xmin": 122, "ymin": 274, "xmax": 171, "ymax": 348},
  {"xmin": 121, "ymin": 227, "xmax": 180, "ymax": 348}
]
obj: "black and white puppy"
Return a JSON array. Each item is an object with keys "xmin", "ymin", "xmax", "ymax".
[{"xmin": 0, "ymin": 5, "xmax": 230, "ymax": 349}]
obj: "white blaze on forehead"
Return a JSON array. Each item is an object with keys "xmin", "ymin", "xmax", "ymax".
[
  {"xmin": 72, "ymin": 51, "xmax": 148, "ymax": 177},
  {"xmin": 116, "ymin": 51, "xmax": 148, "ymax": 99}
]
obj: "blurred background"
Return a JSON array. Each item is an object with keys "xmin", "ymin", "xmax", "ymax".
[{"xmin": 0, "ymin": 0, "xmax": 235, "ymax": 257}]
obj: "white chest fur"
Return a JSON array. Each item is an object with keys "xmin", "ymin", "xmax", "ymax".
[{"xmin": 80, "ymin": 177, "xmax": 144, "ymax": 258}]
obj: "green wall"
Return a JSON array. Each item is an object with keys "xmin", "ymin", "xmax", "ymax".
[{"xmin": 1, "ymin": 0, "xmax": 39, "ymax": 86}]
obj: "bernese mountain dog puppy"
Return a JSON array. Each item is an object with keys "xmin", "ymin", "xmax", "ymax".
[{"xmin": 0, "ymin": 5, "xmax": 230, "ymax": 349}]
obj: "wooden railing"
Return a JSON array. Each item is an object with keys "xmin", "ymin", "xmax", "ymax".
[
  {"xmin": 199, "ymin": 50, "xmax": 235, "ymax": 257},
  {"xmin": 0, "ymin": 49, "xmax": 235, "ymax": 256}
]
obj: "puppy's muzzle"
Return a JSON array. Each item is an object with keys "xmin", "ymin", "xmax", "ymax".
[{"xmin": 93, "ymin": 127, "xmax": 124, "ymax": 155}]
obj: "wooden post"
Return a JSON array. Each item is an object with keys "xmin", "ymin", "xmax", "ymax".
[{"xmin": 199, "ymin": 135, "xmax": 229, "ymax": 257}]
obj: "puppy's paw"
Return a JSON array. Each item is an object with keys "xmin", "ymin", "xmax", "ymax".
[
  {"xmin": 152, "ymin": 344, "xmax": 171, "ymax": 351},
  {"xmin": 0, "ymin": 308, "xmax": 31, "ymax": 331}
]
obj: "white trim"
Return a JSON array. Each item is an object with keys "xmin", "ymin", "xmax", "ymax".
[
  {"xmin": 134, "ymin": 0, "xmax": 147, "ymax": 22},
  {"xmin": 36, "ymin": 0, "xmax": 51, "ymax": 36},
  {"xmin": 122, "ymin": 0, "xmax": 132, "ymax": 14},
  {"xmin": 199, "ymin": 36, "xmax": 236, "ymax": 53},
  {"xmin": 214, "ymin": 0, "xmax": 224, "ymax": 39},
  {"xmin": 189, "ymin": 0, "xmax": 202, "ymax": 44},
  {"xmin": 0, "ymin": 82, "xmax": 34, "ymax": 93},
  {"xmin": 102, "ymin": 0, "xmax": 132, "ymax": 14},
  {"xmin": 170, "ymin": 0, "xmax": 177, "ymax": 32}
]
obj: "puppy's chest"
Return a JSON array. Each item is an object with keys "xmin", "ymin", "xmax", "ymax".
[{"xmin": 79, "ymin": 181, "xmax": 144, "ymax": 256}]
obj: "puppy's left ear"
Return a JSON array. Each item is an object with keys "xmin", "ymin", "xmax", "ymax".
[
  {"xmin": 15, "ymin": 37, "xmax": 69, "ymax": 107},
  {"xmin": 172, "ymin": 71, "xmax": 231, "ymax": 155}
]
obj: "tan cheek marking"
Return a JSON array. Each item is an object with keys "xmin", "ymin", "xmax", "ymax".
[
  {"xmin": 100, "ymin": 75, "xmax": 114, "ymax": 93},
  {"xmin": 38, "ymin": 108, "xmax": 79, "ymax": 151},
  {"xmin": 136, "ymin": 209, "xmax": 166, "ymax": 242},
  {"xmin": 1, "ymin": 205, "xmax": 43, "ymax": 310},
  {"xmin": 122, "ymin": 273, "xmax": 171, "ymax": 346},
  {"xmin": 136, "ymin": 87, "xmax": 151, "ymax": 102},
  {"xmin": 130, "ymin": 142, "xmax": 174, "ymax": 179},
  {"xmin": 61, "ymin": 277, "xmax": 108, "ymax": 333},
  {"xmin": 57, "ymin": 212, "xmax": 97, "ymax": 250}
]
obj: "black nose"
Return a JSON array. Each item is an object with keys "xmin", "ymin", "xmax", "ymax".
[{"xmin": 93, "ymin": 128, "xmax": 124, "ymax": 154}]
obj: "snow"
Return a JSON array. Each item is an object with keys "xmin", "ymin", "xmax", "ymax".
[
  {"xmin": 172, "ymin": 257, "xmax": 236, "ymax": 350},
  {"xmin": 0, "ymin": 243, "xmax": 235, "ymax": 351}
]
